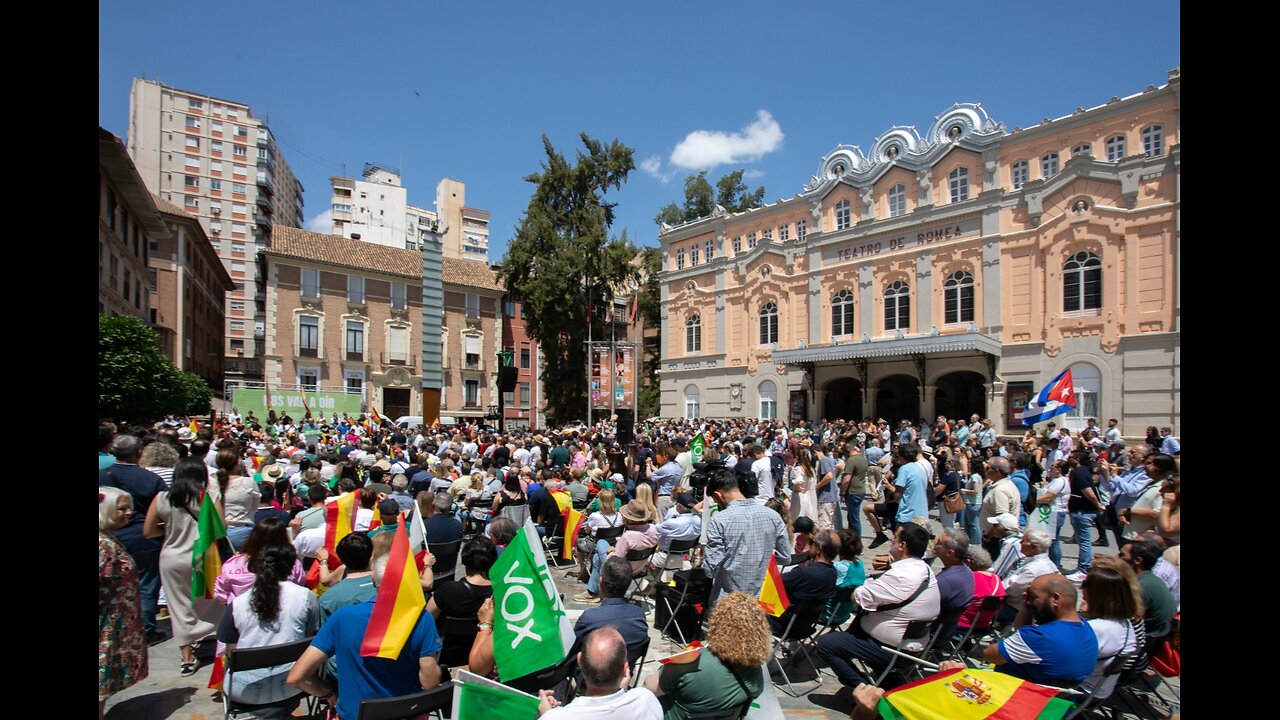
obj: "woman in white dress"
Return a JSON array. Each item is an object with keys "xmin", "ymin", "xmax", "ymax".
[{"xmin": 789, "ymin": 446, "xmax": 820, "ymax": 524}]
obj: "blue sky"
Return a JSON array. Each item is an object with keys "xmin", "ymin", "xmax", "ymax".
[{"xmin": 99, "ymin": 1, "xmax": 1180, "ymax": 260}]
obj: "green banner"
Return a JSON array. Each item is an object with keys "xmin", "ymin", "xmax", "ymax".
[
  {"xmin": 691, "ymin": 433, "xmax": 705, "ymax": 464},
  {"xmin": 229, "ymin": 388, "xmax": 363, "ymax": 421},
  {"xmin": 451, "ymin": 671, "xmax": 540, "ymax": 717},
  {"xmin": 491, "ymin": 520, "xmax": 575, "ymax": 682}
]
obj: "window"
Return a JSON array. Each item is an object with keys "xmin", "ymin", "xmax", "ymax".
[
  {"xmin": 519, "ymin": 382, "xmax": 531, "ymax": 408},
  {"xmin": 464, "ymin": 334, "xmax": 482, "ymax": 368},
  {"xmin": 759, "ymin": 302, "xmax": 778, "ymax": 345},
  {"xmin": 184, "ymin": 196, "xmax": 199, "ymax": 209},
  {"xmin": 301, "ymin": 267, "xmax": 320, "ymax": 297},
  {"xmin": 465, "ymin": 294, "xmax": 481, "ymax": 318},
  {"xmin": 185, "ymin": 136, "xmax": 200, "ymax": 149},
  {"xmin": 1105, "ymin": 135, "xmax": 1126, "ymax": 162},
  {"xmin": 685, "ymin": 314, "xmax": 702, "ymax": 353},
  {"xmin": 520, "ymin": 347, "xmax": 531, "ymax": 369},
  {"xmin": 1041, "ymin": 152, "xmax": 1059, "ymax": 179},
  {"xmin": 884, "ymin": 281, "xmax": 910, "ymax": 332},
  {"xmin": 684, "ymin": 385, "xmax": 700, "ymax": 419},
  {"xmin": 229, "ymin": 320, "xmax": 245, "ymax": 332},
  {"xmin": 690, "ymin": 243, "xmax": 699, "ymax": 266},
  {"xmin": 747, "ymin": 232, "xmax": 757, "ymax": 249},
  {"xmin": 233, "ymin": 145, "xmax": 247, "ymax": 157},
  {"xmin": 230, "ymin": 261, "xmax": 246, "ymax": 273},
  {"xmin": 211, "ymin": 141, "xmax": 223, "ymax": 153},
  {"xmin": 1073, "ymin": 143, "xmax": 1092, "ymax": 158},
  {"xmin": 835, "ymin": 199, "xmax": 852, "ymax": 230},
  {"xmin": 759, "ymin": 380, "xmax": 778, "ymax": 420},
  {"xmin": 210, "ymin": 180, "xmax": 222, "ymax": 190},
  {"xmin": 948, "ymin": 167, "xmax": 969, "ymax": 203},
  {"xmin": 231, "ymin": 242, "xmax": 245, "ymax": 253},
  {"xmin": 233, "ymin": 165, "xmax": 247, "ymax": 177},
  {"xmin": 211, "ymin": 221, "xmax": 222, "ymax": 234},
  {"xmin": 232, "ymin": 203, "xmax": 247, "ymax": 215},
  {"xmin": 391, "ymin": 282, "xmax": 407, "ymax": 309},
  {"xmin": 236, "ymin": 126, "xmax": 248, "ymax": 138},
  {"xmin": 347, "ymin": 275, "xmax": 365, "ymax": 304},
  {"xmin": 231, "ymin": 223, "xmax": 247, "ymax": 235},
  {"xmin": 188, "ymin": 99, "xmax": 203, "ymax": 109},
  {"xmin": 233, "ymin": 183, "xmax": 246, "ymax": 194},
  {"xmin": 345, "ymin": 374, "xmax": 363, "ymax": 394},
  {"xmin": 211, "ymin": 121, "xmax": 223, "ymax": 133},
  {"xmin": 888, "ymin": 184, "xmax": 906, "ymax": 217},
  {"xmin": 1010, "ymin": 161, "xmax": 1029, "ymax": 190},
  {"xmin": 779, "ymin": 224, "xmax": 790, "ymax": 242},
  {"xmin": 944, "ymin": 271, "xmax": 975, "ymax": 324},
  {"xmin": 1142, "ymin": 125, "xmax": 1163, "ymax": 157},
  {"xmin": 676, "ymin": 248, "xmax": 685, "ymax": 270},
  {"xmin": 185, "ymin": 117, "xmax": 201, "ymax": 128},
  {"xmin": 299, "ymin": 316, "xmax": 319, "ymax": 357},
  {"xmin": 185, "ymin": 156, "xmax": 200, "ymax": 168},
  {"xmin": 504, "ymin": 387, "xmax": 516, "ymax": 406},
  {"xmin": 504, "ymin": 300, "xmax": 516, "ymax": 317},
  {"xmin": 1063, "ymin": 363, "xmax": 1101, "ymax": 430},
  {"xmin": 464, "ymin": 379, "xmax": 480, "ymax": 406},
  {"xmin": 831, "ymin": 290, "xmax": 854, "ymax": 336},
  {"xmin": 229, "ymin": 300, "xmax": 245, "ymax": 312},
  {"xmin": 796, "ymin": 219, "xmax": 807, "ymax": 241},
  {"xmin": 705, "ymin": 239, "xmax": 714, "ymax": 261},
  {"xmin": 230, "ymin": 339, "xmax": 244, "ymax": 351},
  {"xmin": 1063, "ymin": 251, "xmax": 1102, "ymax": 314},
  {"xmin": 346, "ymin": 321, "xmax": 364, "ymax": 360},
  {"xmin": 762, "ymin": 228, "xmax": 773, "ymax": 242},
  {"xmin": 298, "ymin": 368, "xmax": 318, "ymax": 391},
  {"xmin": 732, "ymin": 236, "xmax": 741, "ymax": 255}
]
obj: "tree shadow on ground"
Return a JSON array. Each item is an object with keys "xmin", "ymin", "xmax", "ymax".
[{"xmin": 105, "ymin": 687, "xmax": 197, "ymax": 720}]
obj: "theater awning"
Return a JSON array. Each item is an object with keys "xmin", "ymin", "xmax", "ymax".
[{"xmin": 772, "ymin": 331, "xmax": 1002, "ymax": 364}]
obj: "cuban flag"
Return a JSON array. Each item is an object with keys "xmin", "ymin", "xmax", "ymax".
[{"xmin": 1018, "ymin": 369, "xmax": 1077, "ymax": 426}]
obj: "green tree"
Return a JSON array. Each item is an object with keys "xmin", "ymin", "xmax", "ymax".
[
  {"xmin": 653, "ymin": 169, "xmax": 764, "ymax": 226},
  {"xmin": 173, "ymin": 370, "xmax": 214, "ymax": 416},
  {"xmin": 715, "ymin": 169, "xmax": 766, "ymax": 213},
  {"xmin": 99, "ymin": 315, "xmax": 178, "ymax": 422},
  {"xmin": 499, "ymin": 133, "xmax": 639, "ymax": 424}
]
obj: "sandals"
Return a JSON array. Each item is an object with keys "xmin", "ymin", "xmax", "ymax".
[{"xmin": 180, "ymin": 660, "xmax": 201, "ymax": 676}]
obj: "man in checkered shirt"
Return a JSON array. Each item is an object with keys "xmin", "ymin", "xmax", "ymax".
[{"xmin": 702, "ymin": 468, "xmax": 792, "ymax": 608}]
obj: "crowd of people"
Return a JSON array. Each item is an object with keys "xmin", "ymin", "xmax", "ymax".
[{"xmin": 99, "ymin": 410, "xmax": 1179, "ymax": 718}]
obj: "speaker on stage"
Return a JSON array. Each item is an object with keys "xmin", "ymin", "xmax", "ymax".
[{"xmin": 617, "ymin": 414, "xmax": 635, "ymax": 445}]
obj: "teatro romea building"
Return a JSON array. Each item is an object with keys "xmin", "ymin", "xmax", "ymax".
[{"xmin": 657, "ymin": 68, "xmax": 1179, "ymax": 435}]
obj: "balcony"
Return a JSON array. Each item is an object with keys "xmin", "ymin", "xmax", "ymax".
[
  {"xmin": 299, "ymin": 347, "xmax": 318, "ymax": 359},
  {"xmin": 380, "ymin": 352, "xmax": 417, "ymax": 369},
  {"xmin": 256, "ymin": 192, "xmax": 275, "ymax": 214},
  {"xmin": 346, "ymin": 350, "xmax": 364, "ymax": 362},
  {"xmin": 256, "ymin": 169, "xmax": 275, "ymax": 195}
]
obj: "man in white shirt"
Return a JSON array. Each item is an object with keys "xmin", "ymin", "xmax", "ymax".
[
  {"xmin": 1105, "ymin": 419, "xmax": 1122, "ymax": 447},
  {"xmin": 538, "ymin": 627, "xmax": 661, "ymax": 719},
  {"xmin": 750, "ymin": 446, "xmax": 775, "ymax": 502},
  {"xmin": 996, "ymin": 529, "xmax": 1058, "ymax": 624},
  {"xmin": 513, "ymin": 442, "xmax": 531, "ymax": 468},
  {"xmin": 816, "ymin": 523, "xmax": 940, "ymax": 690}
]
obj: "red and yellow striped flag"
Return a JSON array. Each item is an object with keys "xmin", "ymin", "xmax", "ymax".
[
  {"xmin": 879, "ymin": 667, "xmax": 1075, "ymax": 720},
  {"xmin": 323, "ymin": 492, "xmax": 359, "ymax": 569},
  {"xmin": 360, "ymin": 520, "xmax": 426, "ymax": 659},
  {"xmin": 370, "ymin": 407, "xmax": 384, "ymax": 426},
  {"xmin": 561, "ymin": 507, "xmax": 585, "ymax": 561},
  {"xmin": 757, "ymin": 554, "xmax": 790, "ymax": 617},
  {"xmin": 189, "ymin": 419, "xmax": 199, "ymax": 435}
]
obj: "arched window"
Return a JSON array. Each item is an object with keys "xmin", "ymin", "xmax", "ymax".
[
  {"xmin": 948, "ymin": 167, "xmax": 969, "ymax": 203},
  {"xmin": 759, "ymin": 380, "xmax": 778, "ymax": 420},
  {"xmin": 884, "ymin": 281, "xmax": 910, "ymax": 332},
  {"xmin": 705, "ymin": 239, "xmax": 714, "ymax": 262},
  {"xmin": 1072, "ymin": 143, "xmax": 1092, "ymax": 157},
  {"xmin": 690, "ymin": 243, "xmax": 699, "ymax": 266},
  {"xmin": 1010, "ymin": 161, "xmax": 1028, "ymax": 190},
  {"xmin": 759, "ymin": 302, "xmax": 778, "ymax": 345},
  {"xmin": 796, "ymin": 219, "xmax": 806, "ymax": 241},
  {"xmin": 835, "ymin": 199, "xmax": 852, "ymax": 230},
  {"xmin": 1105, "ymin": 135, "xmax": 1126, "ymax": 162},
  {"xmin": 1142, "ymin": 125, "xmax": 1163, "ymax": 157},
  {"xmin": 747, "ymin": 232, "xmax": 757, "ymax": 250},
  {"xmin": 831, "ymin": 289, "xmax": 854, "ymax": 336},
  {"xmin": 684, "ymin": 385, "xmax": 700, "ymax": 419},
  {"xmin": 888, "ymin": 184, "xmax": 906, "ymax": 217},
  {"xmin": 1063, "ymin": 251, "xmax": 1102, "ymax": 314},
  {"xmin": 676, "ymin": 247, "xmax": 684, "ymax": 270},
  {"xmin": 1063, "ymin": 363, "xmax": 1101, "ymax": 430},
  {"xmin": 1041, "ymin": 152, "xmax": 1059, "ymax": 179},
  {"xmin": 685, "ymin": 314, "xmax": 701, "ymax": 353},
  {"xmin": 944, "ymin": 271, "xmax": 975, "ymax": 325}
]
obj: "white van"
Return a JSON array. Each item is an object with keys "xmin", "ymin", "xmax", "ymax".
[{"xmin": 395, "ymin": 415, "xmax": 424, "ymax": 430}]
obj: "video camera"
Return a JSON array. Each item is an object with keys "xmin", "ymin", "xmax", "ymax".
[{"xmin": 688, "ymin": 458, "xmax": 728, "ymax": 493}]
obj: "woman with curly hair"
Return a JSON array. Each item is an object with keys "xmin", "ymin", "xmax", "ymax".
[{"xmin": 645, "ymin": 591, "xmax": 769, "ymax": 719}]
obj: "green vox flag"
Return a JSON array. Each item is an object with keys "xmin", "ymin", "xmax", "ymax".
[
  {"xmin": 490, "ymin": 519, "xmax": 576, "ymax": 682},
  {"xmin": 191, "ymin": 491, "xmax": 226, "ymax": 602},
  {"xmin": 451, "ymin": 670, "xmax": 541, "ymax": 717},
  {"xmin": 690, "ymin": 433, "xmax": 705, "ymax": 464}
]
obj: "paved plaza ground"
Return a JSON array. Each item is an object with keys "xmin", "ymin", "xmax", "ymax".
[{"xmin": 105, "ymin": 514, "xmax": 1122, "ymax": 720}]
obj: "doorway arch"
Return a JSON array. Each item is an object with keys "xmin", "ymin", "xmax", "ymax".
[
  {"xmin": 823, "ymin": 377, "xmax": 863, "ymax": 421},
  {"xmin": 875, "ymin": 375, "xmax": 920, "ymax": 425},
  {"xmin": 934, "ymin": 371, "xmax": 987, "ymax": 422}
]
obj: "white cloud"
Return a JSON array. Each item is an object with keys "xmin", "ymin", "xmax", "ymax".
[
  {"xmin": 640, "ymin": 154, "xmax": 677, "ymax": 183},
  {"xmin": 669, "ymin": 110, "xmax": 784, "ymax": 170},
  {"xmin": 304, "ymin": 208, "xmax": 333, "ymax": 233},
  {"xmin": 743, "ymin": 169, "xmax": 765, "ymax": 180}
]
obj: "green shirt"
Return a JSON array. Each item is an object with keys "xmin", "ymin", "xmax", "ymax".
[
  {"xmin": 296, "ymin": 504, "xmax": 327, "ymax": 532},
  {"xmin": 843, "ymin": 454, "xmax": 870, "ymax": 496},
  {"xmin": 658, "ymin": 648, "xmax": 763, "ymax": 720},
  {"xmin": 318, "ymin": 574, "xmax": 377, "ymax": 624},
  {"xmin": 1137, "ymin": 571, "xmax": 1176, "ymax": 639}
]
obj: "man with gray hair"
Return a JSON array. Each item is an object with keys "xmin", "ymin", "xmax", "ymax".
[
  {"xmin": 389, "ymin": 474, "xmax": 415, "ymax": 513},
  {"xmin": 995, "ymin": 528, "xmax": 1057, "ymax": 625},
  {"xmin": 100, "ymin": 434, "xmax": 167, "ymax": 637},
  {"xmin": 979, "ymin": 456, "xmax": 1020, "ymax": 557},
  {"xmin": 931, "ymin": 528, "xmax": 976, "ymax": 639}
]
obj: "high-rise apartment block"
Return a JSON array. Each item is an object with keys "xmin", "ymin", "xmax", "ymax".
[
  {"xmin": 127, "ymin": 78, "xmax": 305, "ymax": 387},
  {"xmin": 329, "ymin": 167, "xmax": 490, "ymax": 261}
]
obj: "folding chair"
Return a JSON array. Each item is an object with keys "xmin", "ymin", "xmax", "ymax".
[
  {"xmin": 626, "ymin": 637, "xmax": 651, "ymax": 689},
  {"xmin": 221, "ymin": 637, "xmax": 315, "ymax": 720},
  {"xmin": 437, "ymin": 616, "xmax": 480, "ymax": 670},
  {"xmin": 504, "ymin": 653, "xmax": 578, "ymax": 697},
  {"xmin": 1060, "ymin": 653, "xmax": 1129, "ymax": 720},
  {"xmin": 860, "ymin": 619, "xmax": 936, "ymax": 687},
  {"xmin": 911, "ymin": 604, "xmax": 968, "ymax": 675},
  {"xmin": 623, "ymin": 546, "xmax": 657, "ymax": 606},
  {"xmin": 426, "ymin": 539, "xmax": 462, "ymax": 580},
  {"xmin": 653, "ymin": 537, "xmax": 699, "ymax": 584},
  {"xmin": 657, "ymin": 568, "xmax": 709, "ymax": 648},
  {"xmin": 355, "ymin": 681, "xmax": 455, "ymax": 720},
  {"xmin": 766, "ymin": 598, "xmax": 828, "ymax": 697},
  {"xmin": 942, "ymin": 595, "xmax": 1005, "ymax": 664}
]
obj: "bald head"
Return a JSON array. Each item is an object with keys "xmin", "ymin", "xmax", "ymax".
[
  {"xmin": 578, "ymin": 627, "xmax": 627, "ymax": 692},
  {"xmin": 1032, "ymin": 573, "xmax": 1078, "ymax": 607},
  {"xmin": 986, "ymin": 456, "xmax": 1012, "ymax": 477}
]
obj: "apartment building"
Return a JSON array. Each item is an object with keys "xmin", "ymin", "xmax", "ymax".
[
  {"xmin": 127, "ymin": 78, "xmax": 305, "ymax": 385},
  {"xmin": 441, "ymin": 259, "xmax": 505, "ymax": 420},
  {"xmin": 150, "ymin": 196, "xmax": 235, "ymax": 389},
  {"xmin": 99, "ymin": 128, "xmax": 166, "ymax": 322},
  {"xmin": 500, "ymin": 296, "xmax": 543, "ymax": 430}
]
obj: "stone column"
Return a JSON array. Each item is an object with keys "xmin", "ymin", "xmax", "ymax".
[
  {"xmin": 861, "ymin": 383, "xmax": 874, "ymax": 420},
  {"xmin": 921, "ymin": 384, "xmax": 938, "ymax": 424}
]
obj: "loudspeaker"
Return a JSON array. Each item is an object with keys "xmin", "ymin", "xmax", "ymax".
[
  {"xmin": 617, "ymin": 414, "xmax": 635, "ymax": 445},
  {"xmin": 498, "ymin": 365, "xmax": 519, "ymax": 393}
]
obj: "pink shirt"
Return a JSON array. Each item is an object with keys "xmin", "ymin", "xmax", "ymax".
[
  {"xmin": 956, "ymin": 570, "xmax": 1006, "ymax": 629},
  {"xmin": 611, "ymin": 524, "xmax": 659, "ymax": 575},
  {"xmin": 213, "ymin": 552, "xmax": 307, "ymax": 604}
]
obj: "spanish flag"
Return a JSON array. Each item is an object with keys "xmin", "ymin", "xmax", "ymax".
[
  {"xmin": 550, "ymin": 489, "xmax": 572, "ymax": 514},
  {"xmin": 360, "ymin": 520, "xmax": 426, "ymax": 659},
  {"xmin": 299, "ymin": 385, "xmax": 311, "ymax": 415},
  {"xmin": 190, "ymin": 490, "xmax": 225, "ymax": 601},
  {"xmin": 878, "ymin": 667, "xmax": 1075, "ymax": 720},
  {"xmin": 189, "ymin": 419, "xmax": 199, "ymax": 436},
  {"xmin": 561, "ymin": 507, "xmax": 585, "ymax": 561},
  {"xmin": 370, "ymin": 407, "xmax": 384, "ymax": 427},
  {"xmin": 757, "ymin": 554, "xmax": 790, "ymax": 617},
  {"xmin": 323, "ymin": 491, "xmax": 360, "ymax": 569}
]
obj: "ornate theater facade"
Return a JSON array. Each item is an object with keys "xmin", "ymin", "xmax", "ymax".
[{"xmin": 658, "ymin": 69, "xmax": 1179, "ymax": 434}]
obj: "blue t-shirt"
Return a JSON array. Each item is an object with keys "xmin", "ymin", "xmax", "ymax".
[
  {"xmin": 311, "ymin": 600, "xmax": 443, "ymax": 720},
  {"xmin": 998, "ymin": 620, "xmax": 1098, "ymax": 687},
  {"xmin": 816, "ymin": 456, "xmax": 838, "ymax": 502},
  {"xmin": 894, "ymin": 462, "xmax": 929, "ymax": 523}
]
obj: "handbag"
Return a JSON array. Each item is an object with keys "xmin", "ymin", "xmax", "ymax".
[{"xmin": 943, "ymin": 492, "xmax": 965, "ymax": 514}]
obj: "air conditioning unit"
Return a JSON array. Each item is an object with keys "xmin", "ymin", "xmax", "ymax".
[{"xmin": 212, "ymin": 207, "xmax": 222, "ymax": 214}]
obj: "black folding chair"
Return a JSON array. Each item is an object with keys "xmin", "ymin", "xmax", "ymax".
[
  {"xmin": 1060, "ymin": 653, "xmax": 1129, "ymax": 720},
  {"xmin": 658, "ymin": 568, "xmax": 709, "ymax": 648},
  {"xmin": 623, "ymin": 546, "xmax": 657, "ymax": 606},
  {"xmin": 222, "ymin": 637, "xmax": 315, "ymax": 720},
  {"xmin": 355, "ymin": 681, "xmax": 455, "ymax": 720},
  {"xmin": 626, "ymin": 637, "xmax": 651, "ymax": 689},
  {"xmin": 767, "ymin": 598, "xmax": 829, "ymax": 697},
  {"xmin": 945, "ymin": 595, "xmax": 1005, "ymax": 664},
  {"xmin": 862, "ymin": 619, "xmax": 937, "ymax": 687},
  {"xmin": 427, "ymin": 539, "xmax": 462, "ymax": 579},
  {"xmin": 437, "ymin": 616, "xmax": 480, "ymax": 669},
  {"xmin": 504, "ymin": 653, "xmax": 578, "ymax": 697}
]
